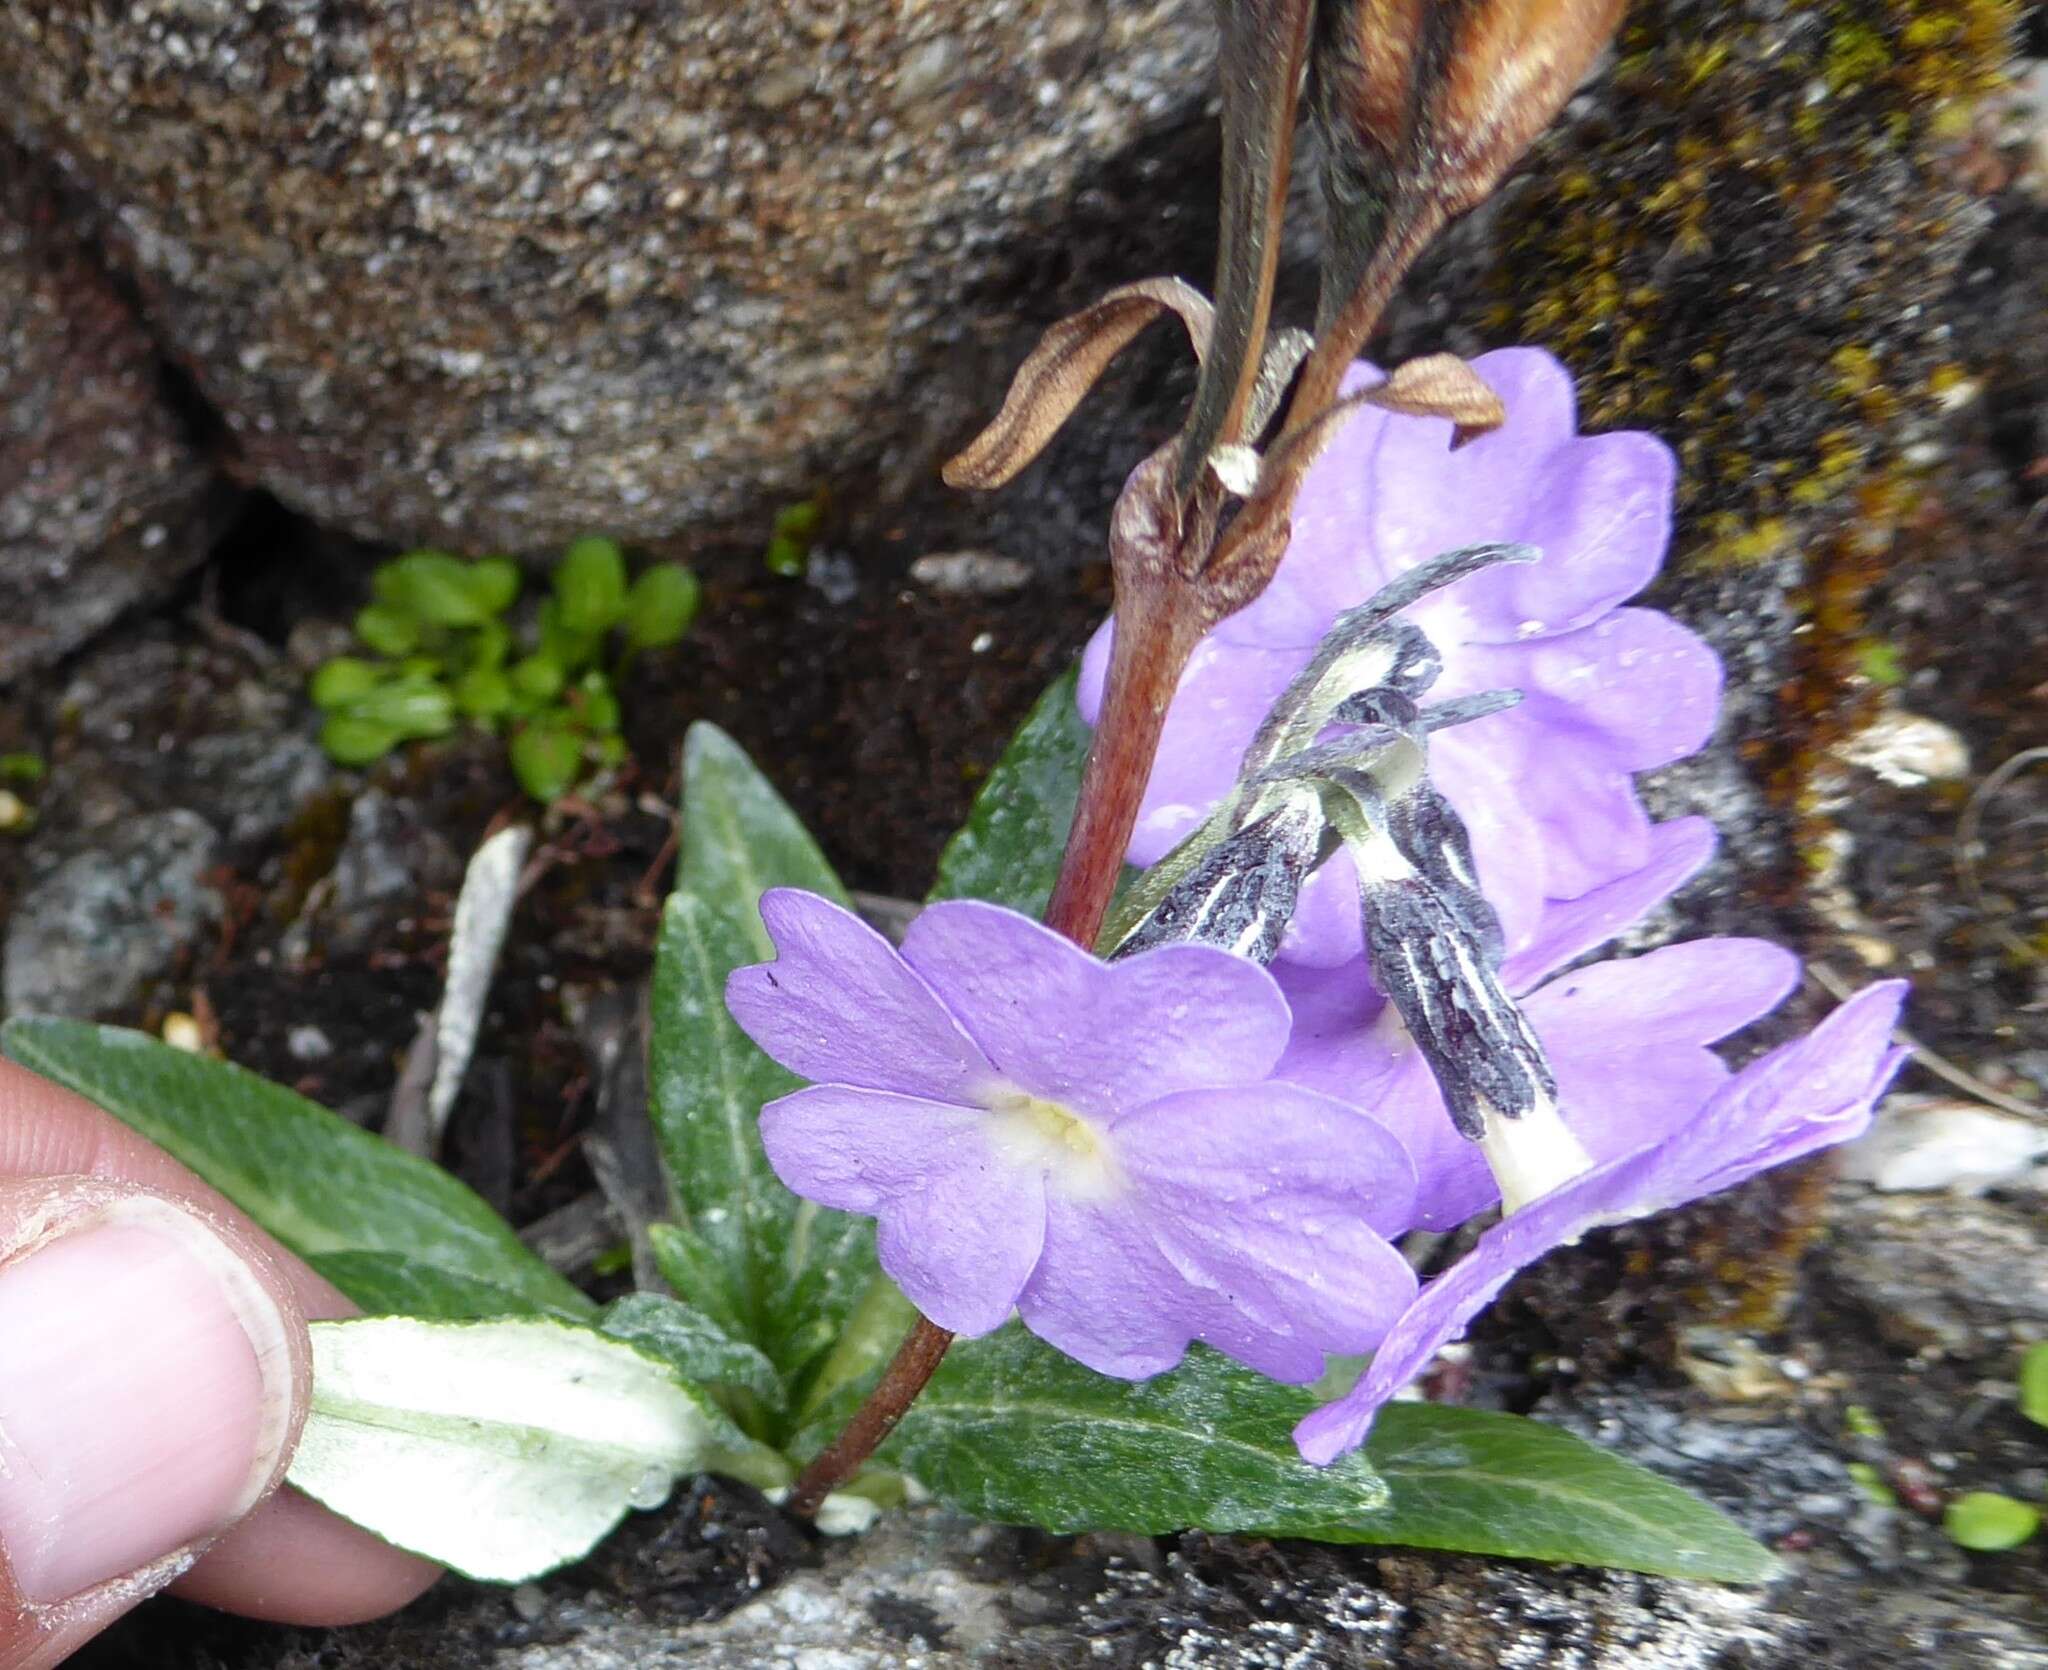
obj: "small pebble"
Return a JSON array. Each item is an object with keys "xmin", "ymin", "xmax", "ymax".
[
  {"xmin": 1834, "ymin": 709, "xmax": 1970, "ymax": 786},
  {"xmin": 287, "ymin": 1023, "xmax": 335, "ymax": 1062},
  {"xmin": 909, "ymin": 550, "xmax": 1032, "ymax": 596}
]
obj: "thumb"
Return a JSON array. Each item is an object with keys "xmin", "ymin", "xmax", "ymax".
[{"xmin": 0, "ymin": 1176, "xmax": 308, "ymax": 1670}]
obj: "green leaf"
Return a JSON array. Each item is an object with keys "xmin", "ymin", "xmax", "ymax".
[
  {"xmin": 510, "ymin": 721, "xmax": 583, "ymax": 802},
  {"xmin": 574, "ymin": 669, "xmax": 621, "ymax": 733},
  {"xmin": 600, "ymin": 1292, "xmax": 784, "ymax": 1410},
  {"xmin": 2020, "ymin": 1342, "xmax": 2048, "ymax": 1428},
  {"xmin": 647, "ymin": 1221, "xmax": 748, "ymax": 1340},
  {"xmin": 1945, "ymin": 1491, "xmax": 2041, "ymax": 1551},
  {"xmin": 453, "ymin": 666, "xmax": 515, "ymax": 720},
  {"xmin": 0, "ymin": 752, "xmax": 46, "ymax": 782},
  {"xmin": 539, "ymin": 598, "xmax": 604, "ymax": 676},
  {"xmin": 554, "ymin": 536, "xmax": 629, "ymax": 635},
  {"xmin": 319, "ymin": 713, "xmax": 403, "ymax": 767},
  {"xmin": 308, "ymin": 1249, "xmax": 565, "ymax": 1321},
  {"xmin": 375, "ymin": 551, "xmax": 495, "ymax": 628},
  {"xmin": 1338, "ymin": 1403, "xmax": 1780, "ymax": 1580},
  {"xmin": 355, "ymin": 602, "xmax": 422, "ymax": 657},
  {"xmin": 624, "ymin": 564, "xmax": 700, "ymax": 650},
  {"xmin": 927, "ymin": 666, "xmax": 1090, "ymax": 915},
  {"xmin": 345, "ymin": 676, "xmax": 457, "ymax": 739},
  {"xmin": 509, "ymin": 652, "xmax": 565, "ymax": 704},
  {"xmin": 797, "ymin": 1329, "xmax": 1779, "ymax": 1582},
  {"xmin": 310, "ymin": 657, "xmax": 387, "ymax": 711},
  {"xmin": 811, "ymin": 1329, "xmax": 1395, "ymax": 1540},
  {"xmin": 649, "ymin": 893, "xmax": 872, "ymax": 1386},
  {"xmin": 466, "ymin": 556, "xmax": 524, "ymax": 616},
  {"xmin": 468, "ymin": 618, "xmax": 513, "ymax": 672},
  {"xmin": 288, "ymin": 1316, "xmax": 790, "ymax": 1582},
  {"xmin": 675, "ymin": 722, "xmax": 848, "ymax": 953},
  {"xmin": 0, "ymin": 1019, "xmax": 592, "ymax": 1323}
]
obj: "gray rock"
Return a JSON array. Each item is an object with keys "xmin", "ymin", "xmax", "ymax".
[
  {"xmin": 25, "ymin": 630, "xmax": 333, "ymax": 855},
  {"xmin": 2, "ymin": 808, "xmax": 222, "ymax": 1018},
  {"xmin": 0, "ymin": 2, "xmax": 1215, "ymax": 552},
  {"xmin": 1823, "ymin": 1187, "xmax": 2048, "ymax": 1362},
  {"xmin": 283, "ymin": 789, "xmax": 461, "ymax": 961},
  {"xmin": 178, "ymin": 730, "xmax": 333, "ymax": 849},
  {"xmin": 0, "ymin": 134, "xmax": 228, "ymax": 684}
]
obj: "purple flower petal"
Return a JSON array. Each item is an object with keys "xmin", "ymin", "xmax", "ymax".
[
  {"xmin": 759, "ymin": 1084, "xmax": 1001, "ymax": 1215},
  {"xmin": 1115, "ymin": 1082, "xmax": 1418, "ymax": 1243},
  {"xmin": 728, "ymin": 890, "xmax": 994, "ymax": 1099},
  {"xmin": 1018, "ymin": 1193, "xmax": 1229, "ymax": 1378},
  {"xmin": 1294, "ymin": 981, "xmax": 1909, "ymax": 1464},
  {"xmin": 1451, "ymin": 609, "xmax": 1722, "ymax": 769},
  {"xmin": 1072, "ymin": 347, "xmax": 1711, "ymax": 973},
  {"xmin": 1500, "ymin": 817, "xmax": 1716, "ymax": 991},
  {"xmin": 759, "ymin": 1083, "xmax": 1049, "ymax": 1335},
  {"xmin": 1279, "ymin": 939, "xmax": 1803, "ymax": 1233},
  {"xmin": 1015, "ymin": 1086, "xmax": 1419, "ymax": 1381},
  {"xmin": 899, "ymin": 900, "xmax": 1292, "ymax": 1118},
  {"xmin": 1630, "ymin": 981, "xmax": 1910, "ymax": 1205}
]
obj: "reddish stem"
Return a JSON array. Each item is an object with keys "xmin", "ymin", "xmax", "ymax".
[
  {"xmin": 784, "ymin": 528, "xmax": 1209, "ymax": 1518},
  {"xmin": 786, "ymin": 1316, "xmax": 955, "ymax": 1518},
  {"xmin": 1043, "ymin": 585, "xmax": 1206, "ymax": 947}
]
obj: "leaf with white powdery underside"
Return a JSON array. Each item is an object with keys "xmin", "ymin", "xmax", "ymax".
[{"xmin": 287, "ymin": 1315, "xmax": 791, "ymax": 1582}]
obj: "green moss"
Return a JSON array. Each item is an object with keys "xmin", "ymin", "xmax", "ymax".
[{"xmin": 1490, "ymin": 0, "xmax": 2017, "ymax": 571}]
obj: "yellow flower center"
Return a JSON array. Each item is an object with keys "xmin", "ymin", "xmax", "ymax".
[{"xmin": 982, "ymin": 1086, "xmax": 1118, "ymax": 1199}]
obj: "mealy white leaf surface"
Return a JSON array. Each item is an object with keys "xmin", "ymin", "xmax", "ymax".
[{"xmin": 289, "ymin": 1315, "xmax": 788, "ymax": 1581}]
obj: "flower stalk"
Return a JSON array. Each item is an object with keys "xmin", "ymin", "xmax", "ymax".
[{"xmin": 782, "ymin": 0, "xmax": 1631, "ymax": 1520}]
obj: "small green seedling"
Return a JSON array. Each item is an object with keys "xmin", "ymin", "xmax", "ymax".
[
  {"xmin": 764, "ymin": 498, "xmax": 824, "ymax": 578},
  {"xmin": 1945, "ymin": 1492, "xmax": 2040, "ymax": 1552},
  {"xmin": 1937, "ymin": 1343, "xmax": 2048, "ymax": 1553},
  {"xmin": 311, "ymin": 539, "xmax": 701, "ymax": 801},
  {"xmin": 2020, "ymin": 1342, "xmax": 2048, "ymax": 1429}
]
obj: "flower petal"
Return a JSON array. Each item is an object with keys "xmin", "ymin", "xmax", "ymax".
[
  {"xmin": 876, "ymin": 1170, "xmax": 1048, "ymax": 1338},
  {"xmin": 1279, "ymin": 939, "xmax": 1800, "ymax": 1233},
  {"xmin": 899, "ymin": 899, "xmax": 1292, "ymax": 1117},
  {"xmin": 1294, "ymin": 981, "xmax": 1909, "ymax": 1463},
  {"xmin": 1295, "ymin": 1152, "xmax": 1618, "ymax": 1464},
  {"xmin": 1500, "ymin": 817, "xmax": 1717, "ymax": 991},
  {"xmin": 1017, "ymin": 1194, "xmax": 1218, "ymax": 1379},
  {"xmin": 727, "ymin": 889, "xmax": 994, "ymax": 1099},
  {"xmin": 1458, "ymin": 608, "xmax": 1723, "ymax": 770},
  {"xmin": 1633, "ymin": 980, "xmax": 1911, "ymax": 1207},
  {"xmin": 759, "ymin": 1084, "xmax": 996, "ymax": 1214},
  {"xmin": 1115, "ymin": 1083, "xmax": 1418, "ymax": 1242},
  {"xmin": 1431, "ymin": 718, "xmax": 1652, "ymax": 929},
  {"xmin": 759, "ymin": 1084, "xmax": 1047, "ymax": 1336},
  {"xmin": 1014, "ymin": 1086, "xmax": 1420, "ymax": 1383}
]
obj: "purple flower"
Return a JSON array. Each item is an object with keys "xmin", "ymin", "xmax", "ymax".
[
  {"xmin": 1078, "ymin": 348, "xmax": 1721, "ymax": 969},
  {"xmin": 724, "ymin": 889, "xmax": 1422, "ymax": 1382},
  {"xmin": 1293, "ymin": 980, "xmax": 1910, "ymax": 1465},
  {"xmin": 1275, "ymin": 816, "xmax": 1783, "ymax": 1231}
]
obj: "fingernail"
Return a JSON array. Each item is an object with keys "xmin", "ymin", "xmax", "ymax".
[{"xmin": 0, "ymin": 1198, "xmax": 294, "ymax": 1603}]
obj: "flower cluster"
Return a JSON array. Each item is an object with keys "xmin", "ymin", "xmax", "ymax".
[
  {"xmin": 722, "ymin": 351, "xmax": 1908, "ymax": 1465},
  {"xmin": 1079, "ymin": 348, "xmax": 1721, "ymax": 971}
]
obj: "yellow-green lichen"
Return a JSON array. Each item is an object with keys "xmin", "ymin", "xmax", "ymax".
[{"xmin": 1489, "ymin": 0, "xmax": 2018, "ymax": 573}]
